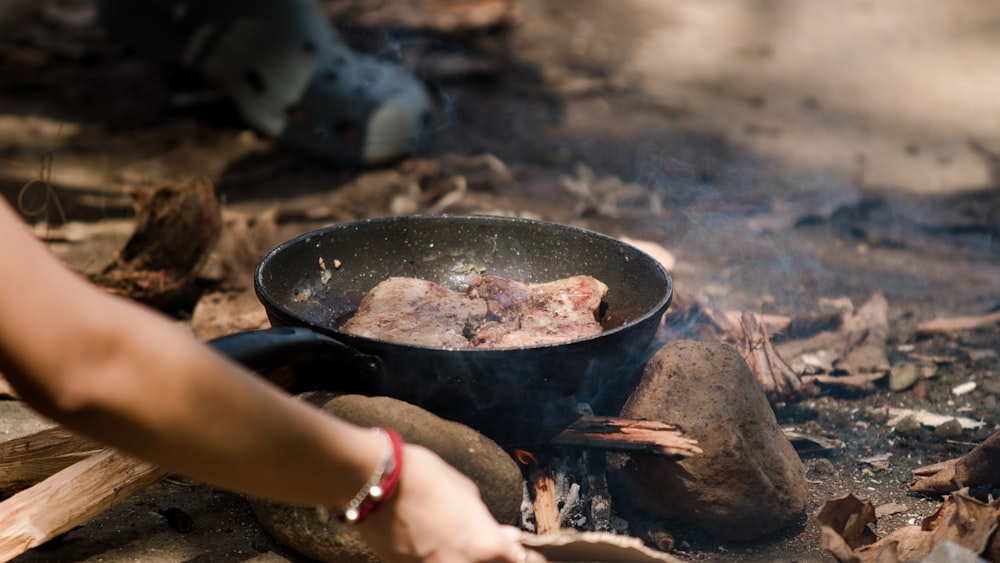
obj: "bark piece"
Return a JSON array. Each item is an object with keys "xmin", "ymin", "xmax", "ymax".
[
  {"xmin": 89, "ymin": 177, "xmax": 221, "ymax": 308},
  {"xmin": 887, "ymin": 408, "xmax": 985, "ymax": 432},
  {"xmin": 548, "ymin": 416, "xmax": 702, "ymax": 458}
]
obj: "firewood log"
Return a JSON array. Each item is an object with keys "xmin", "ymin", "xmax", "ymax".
[
  {"xmin": 0, "ymin": 448, "xmax": 167, "ymax": 561},
  {"xmin": 0, "ymin": 427, "xmax": 100, "ymax": 497}
]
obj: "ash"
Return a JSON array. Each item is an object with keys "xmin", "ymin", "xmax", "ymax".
[
  {"xmin": 518, "ymin": 402, "xmax": 631, "ymax": 536},
  {"xmin": 520, "ymin": 448, "xmax": 632, "ymax": 534}
]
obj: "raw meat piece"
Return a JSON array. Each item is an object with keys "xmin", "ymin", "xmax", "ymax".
[
  {"xmin": 467, "ymin": 274, "xmax": 608, "ymax": 347},
  {"xmin": 341, "ymin": 277, "xmax": 486, "ymax": 348},
  {"xmin": 341, "ymin": 274, "xmax": 608, "ymax": 348}
]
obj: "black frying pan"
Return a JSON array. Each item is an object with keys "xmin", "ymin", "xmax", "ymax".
[{"xmin": 216, "ymin": 214, "xmax": 672, "ymax": 418}]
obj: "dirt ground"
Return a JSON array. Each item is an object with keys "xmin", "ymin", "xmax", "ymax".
[{"xmin": 2, "ymin": 0, "xmax": 1000, "ymax": 561}]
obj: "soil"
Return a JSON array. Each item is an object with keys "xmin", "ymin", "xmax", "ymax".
[{"xmin": 2, "ymin": 0, "xmax": 999, "ymax": 562}]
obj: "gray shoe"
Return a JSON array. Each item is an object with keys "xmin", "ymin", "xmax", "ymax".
[{"xmin": 97, "ymin": 0, "xmax": 431, "ymax": 164}]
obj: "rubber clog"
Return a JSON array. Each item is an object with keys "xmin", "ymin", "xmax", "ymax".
[{"xmin": 97, "ymin": 0, "xmax": 431, "ymax": 164}]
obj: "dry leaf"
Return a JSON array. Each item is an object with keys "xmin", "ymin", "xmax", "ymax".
[
  {"xmin": 775, "ymin": 293, "xmax": 890, "ymax": 378},
  {"xmin": 815, "ymin": 491, "xmax": 1000, "ymax": 562},
  {"xmin": 911, "ymin": 431, "xmax": 1000, "ymax": 495}
]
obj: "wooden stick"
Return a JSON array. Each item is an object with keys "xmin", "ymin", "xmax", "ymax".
[
  {"xmin": 0, "ymin": 448, "xmax": 168, "ymax": 561},
  {"xmin": 530, "ymin": 470, "xmax": 560, "ymax": 535},
  {"xmin": 737, "ymin": 312, "xmax": 818, "ymax": 404},
  {"xmin": 548, "ymin": 416, "xmax": 702, "ymax": 459},
  {"xmin": 0, "ymin": 427, "xmax": 100, "ymax": 496}
]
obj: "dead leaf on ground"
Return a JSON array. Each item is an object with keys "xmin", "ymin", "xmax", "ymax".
[
  {"xmin": 838, "ymin": 293, "xmax": 890, "ymax": 374},
  {"xmin": 198, "ymin": 208, "xmax": 278, "ymax": 287},
  {"xmin": 190, "ymin": 290, "xmax": 270, "ymax": 342},
  {"xmin": 782, "ymin": 427, "xmax": 843, "ymax": 454},
  {"xmin": 802, "ymin": 373, "xmax": 885, "ymax": 393},
  {"xmin": 776, "ymin": 293, "xmax": 890, "ymax": 385},
  {"xmin": 911, "ymin": 431, "xmax": 1000, "ymax": 495},
  {"xmin": 275, "ymin": 154, "xmax": 516, "ymax": 223},
  {"xmin": 815, "ymin": 490, "xmax": 1000, "ymax": 562}
]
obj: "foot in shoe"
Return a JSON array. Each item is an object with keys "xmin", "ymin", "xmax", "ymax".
[{"xmin": 98, "ymin": 0, "xmax": 431, "ymax": 164}]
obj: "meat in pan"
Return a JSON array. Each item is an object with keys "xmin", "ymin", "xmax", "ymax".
[{"xmin": 341, "ymin": 274, "xmax": 608, "ymax": 348}]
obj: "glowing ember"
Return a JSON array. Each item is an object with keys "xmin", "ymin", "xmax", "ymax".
[{"xmin": 514, "ymin": 449, "xmax": 538, "ymax": 465}]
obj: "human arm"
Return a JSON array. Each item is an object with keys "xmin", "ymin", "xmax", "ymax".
[{"xmin": 0, "ymin": 199, "xmax": 532, "ymax": 563}]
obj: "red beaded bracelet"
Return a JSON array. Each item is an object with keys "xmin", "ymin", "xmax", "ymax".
[{"xmin": 337, "ymin": 427, "xmax": 404, "ymax": 525}]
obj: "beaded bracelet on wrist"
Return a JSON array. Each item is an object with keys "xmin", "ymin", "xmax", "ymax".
[{"xmin": 336, "ymin": 427, "xmax": 404, "ymax": 525}]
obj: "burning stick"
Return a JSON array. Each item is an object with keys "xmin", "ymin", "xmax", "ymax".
[
  {"xmin": 532, "ymin": 471, "xmax": 561, "ymax": 535},
  {"xmin": 515, "ymin": 450, "xmax": 561, "ymax": 535}
]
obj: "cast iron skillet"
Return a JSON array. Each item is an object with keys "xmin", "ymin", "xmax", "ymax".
[{"xmin": 216, "ymin": 214, "xmax": 672, "ymax": 418}]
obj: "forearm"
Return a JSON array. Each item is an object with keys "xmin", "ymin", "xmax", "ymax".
[
  {"xmin": 0, "ymin": 200, "xmax": 381, "ymax": 508},
  {"xmin": 54, "ymin": 302, "xmax": 381, "ymax": 508}
]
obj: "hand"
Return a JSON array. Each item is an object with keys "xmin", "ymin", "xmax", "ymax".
[{"xmin": 357, "ymin": 444, "xmax": 545, "ymax": 563}]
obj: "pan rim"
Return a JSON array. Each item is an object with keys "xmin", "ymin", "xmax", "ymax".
[{"xmin": 254, "ymin": 213, "xmax": 673, "ymax": 353}]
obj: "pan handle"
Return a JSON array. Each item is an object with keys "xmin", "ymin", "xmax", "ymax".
[{"xmin": 208, "ymin": 326, "xmax": 385, "ymax": 380}]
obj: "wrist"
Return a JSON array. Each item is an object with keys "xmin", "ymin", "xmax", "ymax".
[{"xmin": 328, "ymin": 427, "xmax": 404, "ymax": 525}]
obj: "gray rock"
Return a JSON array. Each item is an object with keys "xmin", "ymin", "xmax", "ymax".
[
  {"xmin": 810, "ymin": 458, "xmax": 837, "ymax": 476},
  {"xmin": 894, "ymin": 414, "xmax": 922, "ymax": 436},
  {"xmin": 250, "ymin": 392, "xmax": 524, "ymax": 563},
  {"xmin": 933, "ymin": 418, "xmax": 965, "ymax": 441},
  {"xmin": 888, "ymin": 362, "xmax": 921, "ymax": 392},
  {"xmin": 606, "ymin": 340, "xmax": 808, "ymax": 541}
]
